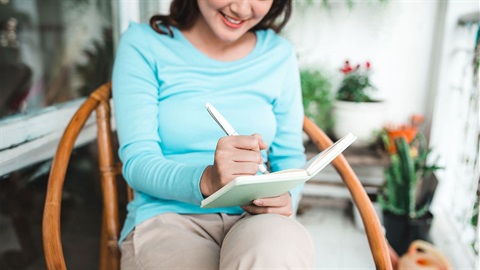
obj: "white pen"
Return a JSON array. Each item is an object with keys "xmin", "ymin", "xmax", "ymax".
[{"xmin": 205, "ymin": 102, "xmax": 269, "ymax": 174}]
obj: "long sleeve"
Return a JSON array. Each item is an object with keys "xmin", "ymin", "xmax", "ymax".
[{"xmin": 112, "ymin": 24, "xmax": 206, "ymax": 205}]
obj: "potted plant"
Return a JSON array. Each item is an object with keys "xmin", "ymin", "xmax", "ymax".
[
  {"xmin": 331, "ymin": 60, "xmax": 386, "ymax": 146},
  {"xmin": 378, "ymin": 115, "xmax": 443, "ymax": 255},
  {"xmin": 300, "ymin": 69, "xmax": 334, "ymax": 135}
]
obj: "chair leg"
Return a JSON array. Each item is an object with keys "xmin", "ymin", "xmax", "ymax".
[
  {"xmin": 99, "ymin": 213, "xmax": 121, "ymax": 270},
  {"xmin": 99, "ymin": 214, "xmax": 108, "ymax": 270}
]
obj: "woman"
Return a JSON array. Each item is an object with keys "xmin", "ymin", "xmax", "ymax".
[{"xmin": 112, "ymin": 0, "xmax": 315, "ymax": 268}]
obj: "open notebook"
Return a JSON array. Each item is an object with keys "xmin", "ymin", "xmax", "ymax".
[{"xmin": 201, "ymin": 133, "xmax": 357, "ymax": 208}]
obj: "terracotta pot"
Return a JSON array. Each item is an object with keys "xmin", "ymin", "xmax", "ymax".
[{"xmin": 398, "ymin": 240, "xmax": 452, "ymax": 270}]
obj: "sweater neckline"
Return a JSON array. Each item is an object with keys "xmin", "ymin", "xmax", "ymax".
[{"xmin": 172, "ymin": 27, "xmax": 262, "ymax": 65}]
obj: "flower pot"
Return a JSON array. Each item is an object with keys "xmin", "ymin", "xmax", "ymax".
[
  {"xmin": 332, "ymin": 100, "xmax": 386, "ymax": 147},
  {"xmin": 398, "ymin": 240, "xmax": 452, "ymax": 270},
  {"xmin": 383, "ymin": 210, "xmax": 433, "ymax": 256}
]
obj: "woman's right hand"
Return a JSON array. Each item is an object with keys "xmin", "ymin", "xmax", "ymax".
[{"xmin": 200, "ymin": 134, "xmax": 267, "ymax": 197}]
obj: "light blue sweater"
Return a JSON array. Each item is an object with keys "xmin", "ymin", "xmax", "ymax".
[{"xmin": 112, "ymin": 23, "xmax": 306, "ymax": 243}]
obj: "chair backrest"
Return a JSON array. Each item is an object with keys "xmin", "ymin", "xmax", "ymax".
[
  {"xmin": 303, "ymin": 117, "xmax": 391, "ymax": 269},
  {"xmin": 42, "ymin": 82, "xmax": 391, "ymax": 270},
  {"xmin": 43, "ymin": 82, "xmax": 125, "ymax": 270}
]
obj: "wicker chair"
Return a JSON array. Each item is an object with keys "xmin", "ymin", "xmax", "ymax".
[{"xmin": 42, "ymin": 82, "xmax": 392, "ymax": 270}]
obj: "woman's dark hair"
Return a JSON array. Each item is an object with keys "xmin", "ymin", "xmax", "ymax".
[{"xmin": 150, "ymin": 0, "xmax": 292, "ymax": 36}]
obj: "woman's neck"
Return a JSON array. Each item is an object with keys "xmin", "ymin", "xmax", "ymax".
[{"xmin": 181, "ymin": 17, "xmax": 257, "ymax": 62}]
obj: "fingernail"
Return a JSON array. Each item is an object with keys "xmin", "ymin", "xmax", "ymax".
[{"xmin": 253, "ymin": 200, "xmax": 262, "ymax": 206}]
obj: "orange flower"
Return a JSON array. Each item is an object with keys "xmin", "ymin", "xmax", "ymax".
[
  {"xmin": 384, "ymin": 124, "xmax": 419, "ymax": 154},
  {"xmin": 384, "ymin": 114, "xmax": 425, "ymax": 153},
  {"xmin": 411, "ymin": 114, "xmax": 424, "ymax": 127}
]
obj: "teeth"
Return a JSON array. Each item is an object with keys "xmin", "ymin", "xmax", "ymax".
[{"xmin": 224, "ymin": 15, "xmax": 242, "ymax": 24}]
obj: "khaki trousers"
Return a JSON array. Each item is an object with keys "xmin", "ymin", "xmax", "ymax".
[{"xmin": 120, "ymin": 213, "xmax": 315, "ymax": 269}]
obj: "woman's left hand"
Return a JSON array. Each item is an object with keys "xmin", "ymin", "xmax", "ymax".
[{"xmin": 241, "ymin": 192, "xmax": 293, "ymax": 217}]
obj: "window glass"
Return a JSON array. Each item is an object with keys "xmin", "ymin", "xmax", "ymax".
[{"xmin": 0, "ymin": 0, "xmax": 114, "ymax": 118}]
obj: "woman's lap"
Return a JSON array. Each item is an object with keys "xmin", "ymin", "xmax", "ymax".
[{"xmin": 120, "ymin": 213, "xmax": 315, "ymax": 269}]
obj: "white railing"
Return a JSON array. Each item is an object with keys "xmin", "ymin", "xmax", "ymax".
[{"xmin": 0, "ymin": 99, "xmax": 116, "ymax": 177}]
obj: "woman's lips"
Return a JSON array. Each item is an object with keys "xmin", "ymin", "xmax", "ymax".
[{"xmin": 221, "ymin": 13, "xmax": 245, "ymax": 29}]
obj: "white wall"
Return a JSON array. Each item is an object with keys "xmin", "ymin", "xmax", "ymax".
[{"xmin": 284, "ymin": 0, "xmax": 440, "ymax": 126}]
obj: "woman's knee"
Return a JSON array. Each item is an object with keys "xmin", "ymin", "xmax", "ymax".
[{"xmin": 220, "ymin": 214, "xmax": 315, "ymax": 268}]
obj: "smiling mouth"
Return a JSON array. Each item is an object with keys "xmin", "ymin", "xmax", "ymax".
[
  {"xmin": 220, "ymin": 12, "xmax": 246, "ymax": 28},
  {"xmin": 223, "ymin": 14, "xmax": 242, "ymax": 24}
]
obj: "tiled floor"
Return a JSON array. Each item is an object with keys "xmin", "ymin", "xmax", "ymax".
[{"xmin": 297, "ymin": 195, "xmax": 375, "ymax": 269}]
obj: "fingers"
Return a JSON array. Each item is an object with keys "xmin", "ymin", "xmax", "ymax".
[
  {"xmin": 218, "ymin": 135, "xmax": 265, "ymax": 152},
  {"xmin": 214, "ymin": 159, "xmax": 260, "ymax": 177},
  {"xmin": 254, "ymin": 193, "xmax": 291, "ymax": 207},
  {"xmin": 251, "ymin": 133, "xmax": 268, "ymax": 150},
  {"xmin": 206, "ymin": 135, "xmax": 268, "ymax": 196},
  {"xmin": 241, "ymin": 193, "xmax": 293, "ymax": 217},
  {"xmin": 216, "ymin": 135, "xmax": 266, "ymax": 165}
]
